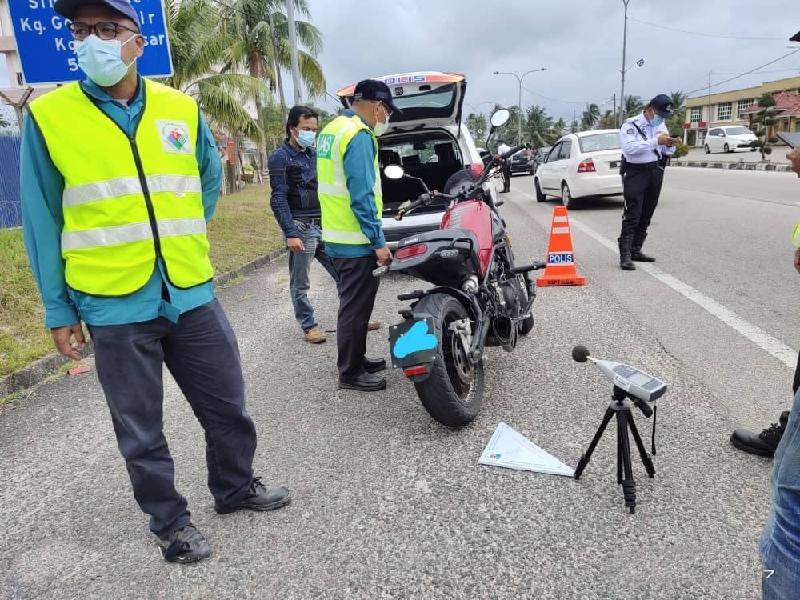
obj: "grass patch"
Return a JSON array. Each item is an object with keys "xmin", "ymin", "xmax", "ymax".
[{"xmin": 0, "ymin": 184, "xmax": 282, "ymax": 378}]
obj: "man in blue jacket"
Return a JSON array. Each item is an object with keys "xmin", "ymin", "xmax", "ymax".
[{"xmin": 20, "ymin": 0, "xmax": 289, "ymax": 564}]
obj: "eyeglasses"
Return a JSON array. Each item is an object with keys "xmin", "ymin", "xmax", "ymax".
[
  {"xmin": 68, "ymin": 21, "xmax": 140, "ymax": 41},
  {"xmin": 379, "ymin": 102, "xmax": 394, "ymax": 118}
]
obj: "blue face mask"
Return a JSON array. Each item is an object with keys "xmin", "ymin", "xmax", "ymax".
[
  {"xmin": 650, "ymin": 114, "xmax": 665, "ymax": 128},
  {"xmin": 76, "ymin": 34, "xmax": 138, "ymax": 87},
  {"xmin": 297, "ymin": 130, "xmax": 316, "ymax": 149}
]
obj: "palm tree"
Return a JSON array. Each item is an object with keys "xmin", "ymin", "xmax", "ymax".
[
  {"xmin": 667, "ymin": 90, "xmax": 688, "ymax": 136},
  {"xmin": 524, "ymin": 105, "xmax": 555, "ymax": 147},
  {"xmin": 623, "ymin": 95, "xmax": 644, "ymax": 119},
  {"xmin": 580, "ymin": 103, "xmax": 600, "ymax": 130},
  {"xmin": 161, "ymin": 0, "xmax": 264, "ymax": 141},
  {"xmin": 223, "ymin": 0, "xmax": 325, "ymax": 120},
  {"xmin": 598, "ymin": 110, "xmax": 617, "ymax": 129}
]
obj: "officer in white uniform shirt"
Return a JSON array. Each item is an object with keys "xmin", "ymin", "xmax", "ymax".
[
  {"xmin": 617, "ymin": 94, "xmax": 679, "ymax": 270},
  {"xmin": 497, "ymin": 140, "xmax": 512, "ymax": 193}
]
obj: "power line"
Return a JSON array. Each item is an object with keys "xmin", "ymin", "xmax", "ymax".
[
  {"xmin": 684, "ymin": 48, "xmax": 800, "ymax": 96},
  {"xmin": 628, "ymin": 16, "xmax": 786, "ymax": 41}
]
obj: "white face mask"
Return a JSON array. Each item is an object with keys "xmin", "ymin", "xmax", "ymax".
[
  {"xmin": 75, "ymin": 34, "xmax": 138, "ymax": 87},
  {"xmin": 373, "ymin": 104, "xmax": 390, "ymax": 137}
]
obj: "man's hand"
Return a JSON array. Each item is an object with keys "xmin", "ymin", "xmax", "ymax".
[
  {"xmin": 51, "ymin": 323, "xmax": 86, "ymax": 361},
  {"xmin": 657, "ymin": 133, "xmax": 672, "ymax": 145},
  {"xmin": 286, "ymin": 237, "xmax": 305, "ymax": 253},
  {"xmin": 375, "ymin": 246, "xmax": 392, "ymax": 266},
  {"xmin": 794, "ymin": 247, "xmax": 800, "ymax": 274}
]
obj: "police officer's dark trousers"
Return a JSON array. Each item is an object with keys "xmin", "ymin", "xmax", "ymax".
[
  {"xmin": 89, "ymin": 299, "xmax": 257, "ymax": 538},
  {"xmin": 619, "ymin": 162, "xmax": 664, "ymax": 255},
  {"xmin": 331, "ymin": 256, "xmax": 380, "ymax": 380}
]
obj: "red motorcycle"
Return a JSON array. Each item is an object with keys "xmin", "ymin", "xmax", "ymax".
[{"xmin": 383, "ymin": 142, "xmax": 545, "ymax": 427}]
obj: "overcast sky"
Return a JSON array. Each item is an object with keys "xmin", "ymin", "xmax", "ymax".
[{"xmin": 303, "ymin": 0, "xmax": 799, "ymax": 122}]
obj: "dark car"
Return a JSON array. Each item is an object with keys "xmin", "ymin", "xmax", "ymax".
[{"xmin": 509, "ymin": 150, "xmax": 535, "ymax": 176}]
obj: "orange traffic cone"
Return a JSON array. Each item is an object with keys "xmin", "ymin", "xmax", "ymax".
[{"xmin": 536, "ymin": 206, "xmax": 586, "ymax": 287}]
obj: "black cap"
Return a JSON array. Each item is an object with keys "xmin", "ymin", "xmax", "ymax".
[
  {"xmin": 353, "ymin": 79, "xmax": 402, "ymax": 114},
  {"xmin": 790, "ymin": 31, "xmax": 800, "ymax": 42},
  {"xmin": 648, "ymin": 94, "xmax": 674, "ymax": 118},
  {"xmin": 54, "ymin": 0, "xmax": 141, "ymax": 28}
]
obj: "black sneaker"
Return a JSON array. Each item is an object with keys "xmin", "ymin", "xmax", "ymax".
[
  {"xmin": 158, "ymin": 524, "xmax": 212, "ymax": 564},
  {"xmin": 730, "ymin": 411, "xmax": 790, "ymax": 458},
  {"xmin": 214, "ymin": 478, "xmax": 291, "ymax": 514}
]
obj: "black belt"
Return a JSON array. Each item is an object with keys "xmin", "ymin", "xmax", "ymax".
[{"xmin": 624, "ymin": 161, "xmax": 660, "ymax": 171}]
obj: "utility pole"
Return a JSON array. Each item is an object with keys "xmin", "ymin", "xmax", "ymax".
[
  {"xmin": 613, "ymin": 93, "xmax": 616, "ymax": 128},
  {"xmin": 706, "ymin": 70, "xmax": 712, "ymax": 144},
  {"xmin": 493, "ymin": 67, "xmax": 547, "ymax": 145},
  {"xmin": 619, "ymin": 0, "xmax": 630, "ymax": 127},
  {"xmin": 285, "ymin": 0, "xmax": 302, "ymax": 105}
]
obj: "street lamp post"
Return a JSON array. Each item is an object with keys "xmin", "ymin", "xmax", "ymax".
[
  {"xmin": 619, "ymin": 0, "xmax": 631, "ymax": 127},
  {"xmin": 493, "ymin": 68, "xmax": 547, "ymax": 145}
]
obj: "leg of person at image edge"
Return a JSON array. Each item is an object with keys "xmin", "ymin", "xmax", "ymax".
[
  {"xmin": 619, "ymin": 166, "xmax": 663, "ymax": 270},
  {"xmin": 731, "ymin": 351, "xmax": 800, "ymax": 458},
  {"xmin": 90, "ymin": 301, "xmax": 291, "ymax": 564},
  {"xmin": 333, "ymin": 256, "xmax": 387, "ymax": 392},
  {"xmin": 760, "ymin": 387, "xmax": 800, "ymax": 599}
]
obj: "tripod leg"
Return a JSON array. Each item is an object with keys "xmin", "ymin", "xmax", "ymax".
[
  {"xmin": 616, "ymin": 420, "xmax": 623, "ymax": 485},
  {"xmin": 628, "ymin": 415, "xmax": 655, "ymax": 478},
  {"xmin": 574, "ymin": 407, "xmax": 615, "ymax": 480},
  {"xmin": 617, "ymin": 409, "xmax": 637, "ymax": 514}
]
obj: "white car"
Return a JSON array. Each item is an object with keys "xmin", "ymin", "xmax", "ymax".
[
  {"xmin": 533, "ymin": 130, "xmax": 623, "ymax": 208},
  {"xmin": 337, "ymin": 72, "xmax": 500, "ymax": 249},
  {"xmin": 704, "ymin": 126, "xmax": 758, "ymax": 154}
]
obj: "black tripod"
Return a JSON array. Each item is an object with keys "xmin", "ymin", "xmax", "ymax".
[{"xmin": 574, "ymin": 386, "xmax": 656, "ymax": 513}]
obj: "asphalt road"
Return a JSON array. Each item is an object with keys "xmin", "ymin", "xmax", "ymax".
[{"xmin": 1, "ymin": 167, "xmax": 797, "ymax": 599}]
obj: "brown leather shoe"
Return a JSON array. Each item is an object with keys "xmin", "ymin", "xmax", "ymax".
[
  {"xmin": 368, "ymin": 320, "xmax": 382, "ymax": 331},
  {"xmin": 304, "ymin": 326, "xmax": 326, "ymax": 344}
]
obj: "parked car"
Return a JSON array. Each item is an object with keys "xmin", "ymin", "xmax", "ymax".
[
  {"xmin": 337, "ymin": 71, "xmax": 500, "ymax": 248},
  {"xmin": 509, "ymin": 149, "xmax": 535, "ymax": 175},
  {"xmin": 704, "ymin": 126, "xmax": 758, "ymax": 154},
  {"xmin": 533, "ymin": 130, "xmax": 623, "ymax": 208}
]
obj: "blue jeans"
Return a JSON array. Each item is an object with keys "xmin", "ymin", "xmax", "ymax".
[
  {"xmin": 288, "ymin": 220, "xmax": 339, "ymax": 331},
  {"xmin": 761, "ymin": 388, "xmax": 800, "ymax": 599}
]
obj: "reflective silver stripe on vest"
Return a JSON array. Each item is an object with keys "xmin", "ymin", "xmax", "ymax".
[
  {"xmin": 62, "ymin": 175, "xmax": 203, "ymax": 208},
  {"xmin": 61, "ymin": 218, "xmax": 206, "ymax": 251},
  {"xmin": 318, "ymin": 181, "xmax": 349, "ymax": 197},
  {"xmin": 321, "ymin": 228, "xmax": 371, "ymax": 244}
]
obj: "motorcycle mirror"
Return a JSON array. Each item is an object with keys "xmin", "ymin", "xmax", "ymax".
[
  {"xmin": 384, "ymin": 165, "xmax": 405, "ymax": 180},
  {"xmin": 490, "ymin": 109, "xmax": 511, "ymax": 128}
]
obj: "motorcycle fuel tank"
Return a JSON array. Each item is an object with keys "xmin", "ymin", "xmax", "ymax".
[{"xmin": 440, "ymin": 200, "xmax": 494, "ymax": 276}]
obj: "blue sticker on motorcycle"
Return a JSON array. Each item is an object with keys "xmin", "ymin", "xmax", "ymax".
[{"xmin": 392, "ymin": 320, "xmax": 438, "ymax": 359}]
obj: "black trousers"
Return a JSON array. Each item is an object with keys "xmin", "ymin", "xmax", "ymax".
[
  {"xmin": 620, "ymin": 165, "xmax": 664, "ymax": 247},
  {"xmin": 501, "ymin": 160, "xmax": 511, "ymax": 191},
  {"xmin": 89, "ymin": 300, "xmax": 257, "ymax": 538},
  {"xmin": 332, "ymin": 255, "xmax": 380, "ymax": 380}
]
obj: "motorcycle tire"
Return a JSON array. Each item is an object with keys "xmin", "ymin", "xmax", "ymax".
[
  {"xmin": 413, "ymin": 293, "xmax": 484, "ymax": 428},
  {"xmin": 519, "ymin": 313, "xmax": 535, "ymax": 336}
]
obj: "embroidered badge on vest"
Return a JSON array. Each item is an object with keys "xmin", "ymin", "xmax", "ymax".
[{"xmin": 158, "ymin": 120, "xmax": 193, "ymax": 154}]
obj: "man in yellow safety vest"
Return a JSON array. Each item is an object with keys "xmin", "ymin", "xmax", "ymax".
[
  {"xmin": 317, "ymin": 80, "xmax": 399, "ymax": 391},
  {"xmin": 20, "ymin": 0, "xmax": 289, "ymax": 564}
]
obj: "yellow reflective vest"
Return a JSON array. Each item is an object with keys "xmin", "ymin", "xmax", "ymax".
[
  {"xmin": 317, "ymin": 114, "xmax": 382, "ymax": 246},
  {"xmin": 28, "ymin": 79, "xmax": 213, "ymax": 296},
  {"xmin": 793, "ymin": 223, "xmax": 800, "ymax": 247}
]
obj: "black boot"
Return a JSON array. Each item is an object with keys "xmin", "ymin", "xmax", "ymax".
[
  {"xmin": 632, "ymin": 233, "xmax": 655, "ymax": 262},
  {"xmin": 618, "ymin": 237, "xmax": 635, "ymax": 271},
  {"xmin": 730, "ymin": 411, "xmax": 790, "ymax": 458}
]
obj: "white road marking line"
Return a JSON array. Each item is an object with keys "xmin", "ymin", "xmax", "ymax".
[
  {"xmin": 570, "ymin": 216, "xmax": 797, "ymax": 369},
  {"xmin": 516, "ymin": 190, "xmax": 796, "ymax": 368}
]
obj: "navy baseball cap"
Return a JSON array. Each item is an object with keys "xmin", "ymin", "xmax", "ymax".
[
  {"xmin": 54, "ymin": 0, "xmax": 141, "ymax": 28},
  {"xmin": 353, "ymin": 80, "xmax": 402, "ymax": 115},
  {"xmin": 649, "ymin": 94, "xmax": 674, "ymax": 118}
]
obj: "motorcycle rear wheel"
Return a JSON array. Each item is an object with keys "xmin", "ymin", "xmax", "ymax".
[{"xmin": 413, "ymin": 293, "xmax": 484, "ymax": 427}]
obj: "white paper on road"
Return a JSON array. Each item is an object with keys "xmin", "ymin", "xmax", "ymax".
[{"xmin": 479, "ymin": 422, "xmax": 575, "ymax": 477}]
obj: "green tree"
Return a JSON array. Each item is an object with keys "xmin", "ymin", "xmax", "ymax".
[
  {"xmin": 553, "ymin": 118, "xmax": 566, "ymax": 140},
  {"xmin": 623, "ymin": 95, "xmax": 644, "ymax": 119},
  {"xmin": 580, "ymin": 103, "xmax": 600, "ymax": 130},
  {"xmin": 466, "ymin": 113, "xmax": 488, "ymax": 144},
  {"xmin": 598, "ymin": 110, "xmax": 617, "ymax": 129},
  {"xmin": 750, "ymin": 92, "xmax": 778, "ymax": 160},
  {"xmin": 524, "ymin": 105, "xmax": 555, "ymax": 147},
  {"xmin": 222, "ymin": 0, "xmax": 325, "ymax": 125},
  {"xmin": 161, "ymin": 0, "xmax": 264, "ymax": 141},
  {"xmin": 570, "ymin": 119, "xmax": 579, "ymax": 134},
  {"xmin": 667, "ymin": 90, "xmax": 688, "ymax": 136}
]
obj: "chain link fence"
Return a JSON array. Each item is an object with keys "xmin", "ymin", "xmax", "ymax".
[{"xmin": 0, "ymin": 134, "xmax": 22, "ymax": 228}]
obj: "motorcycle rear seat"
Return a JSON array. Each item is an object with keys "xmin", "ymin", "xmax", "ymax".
[{"xmin": 399, "ymin": 227, "xmax": 480, "ymax": 254}]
